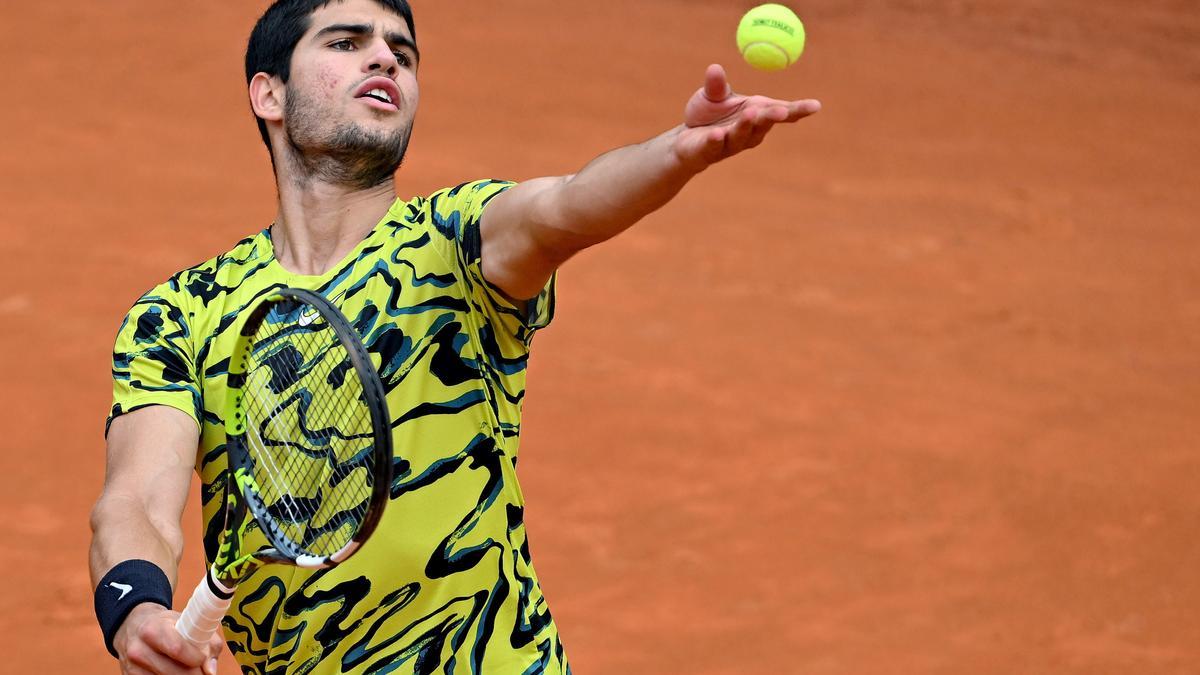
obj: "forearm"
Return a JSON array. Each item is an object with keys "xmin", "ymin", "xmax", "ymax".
[
  {"xmin": 541, "ymin": 125, "xmax": 698, "ymax": 255},
  {"xmin": 91, "ymin": 407, "xmax": 210, "ymax": 664},
  {"xmin": 90, "ymin": 487, "xmax": 217, "ymax": 669},
  {"xmin": 90, "ymin": 492, "xmax": 185, "ymax": 589},
  {"xmin": 480, "ymin": 66, "xmax": 818, "ymax": 300},
  {"xmin": 92, "ymin": 406, "xmax": 198, "ymax": 590}
]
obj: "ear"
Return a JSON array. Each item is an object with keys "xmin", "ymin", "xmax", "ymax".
[{"xmin": 248, "ymin": 73, "xmax": 284, "ymax": 123}]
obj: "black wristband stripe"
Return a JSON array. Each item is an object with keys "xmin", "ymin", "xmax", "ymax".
[{"xmin": 94, "ymin": 559, "xmax": 173, "ymax": 658}]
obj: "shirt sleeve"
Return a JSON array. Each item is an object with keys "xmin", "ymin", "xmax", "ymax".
[
  {"xmin": 106, "ymin": 283, "xmax": 202, "ymax": 435},
  {"xmin": 430, "ymin": 179, "xmax": 556, "ymax": 345}
]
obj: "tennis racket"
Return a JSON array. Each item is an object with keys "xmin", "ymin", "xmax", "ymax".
[{"xmin": 175, "ymin": 287, "xmax": 393, "ymax": 646}]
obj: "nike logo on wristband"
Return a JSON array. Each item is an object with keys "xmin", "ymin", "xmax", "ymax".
[{"xmin": 108, "ymin": 582, "xmax": 133, "ymax": 601}]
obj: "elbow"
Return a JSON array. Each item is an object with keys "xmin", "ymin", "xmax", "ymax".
[
  {"xmin": 89, "ymin": 494, "xmax": 118, "ymax": 537},
  {"xmin": 89, "ymin": 492, "xmax": 186, "ymax": 567}
]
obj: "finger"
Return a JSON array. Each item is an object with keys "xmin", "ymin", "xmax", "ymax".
[
  {"xmin": 753, "ymin": 104, "xmax": 791, "ymax": 125},
  {"xmin": 143, "ymin": 620, "xmax": 208, "ymax": 669},
  {"xmin": 702, "ymin": 63, "xmax": 732, "ymax": 102},
  {"xmin": 125, "ymin": 642, "xmax": 199, "ymax": 675},
  {"xmin": 743, "ymin": 121, "xmax": 774, "ymax": 150},
  {"xmin": 690, "ymin": 126, "xmax": 729, "ymax": 165},
  {"xmin": 724, "ymin": 107, "xmax": 758, "ymax": 153},
  {"xmin": 206, "ymin": 634, "xmax": 225, "ymax": 674},
  {"xmin": 740, "ymin": 113, "xmax": 777, "ymax": 152},
  {"xmin": 208, "ymin": 633, "xmax": 225, "ymax": 657},
  {"xmin": 698, "ymin": 126, "xmax": 727, "ymax": 161},
  {"xmin": 785, "ymin": 99, "xmax": 822, "ymax": 122}
]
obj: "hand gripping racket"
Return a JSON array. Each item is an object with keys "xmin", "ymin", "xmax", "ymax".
[{"xmin": 176, "ymin": 288, "xmax": 393, "ymax": 646}]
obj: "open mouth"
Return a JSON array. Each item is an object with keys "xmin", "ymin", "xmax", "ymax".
[
  {"xmin": 355, "ymin": 78, "xmax": 401, "ymax": 111},
  {"xmin": 360, "ymin": 88, "xmax": 394, "ymax": 105}
]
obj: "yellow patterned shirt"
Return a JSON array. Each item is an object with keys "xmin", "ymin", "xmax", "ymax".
[{"xmin": 108, "ymin": 180, "xmax": 568, "ymax": 674}]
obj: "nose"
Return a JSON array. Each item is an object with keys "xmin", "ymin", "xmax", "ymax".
[{"xmin": 364, "ymin": 39, "xmax": 398, "ymax": 77}]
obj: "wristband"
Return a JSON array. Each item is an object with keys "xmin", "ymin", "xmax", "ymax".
[{"xmin": 94, "ymin": 559, "xmax": 173, "ymax": 657}]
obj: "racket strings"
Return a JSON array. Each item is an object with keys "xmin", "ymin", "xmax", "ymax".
[
  {"xmin": 246, "ymin": 352, "xmax": 308, "ymax": 526},
  {"xmin": 291, "ymin": 349, "xmax": 373, "ymax": 544},
  {"xmin": 250, "ymin": 335, "xmax": 367, "ymax": 552},
  {"xmin": 239, "ymin": 304, "xmax": 378, "ymax": 557}
]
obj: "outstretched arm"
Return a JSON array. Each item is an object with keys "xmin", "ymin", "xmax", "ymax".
[{"xmin": 480, "ymin": 64, "xmax": 820, "ymax": 300}]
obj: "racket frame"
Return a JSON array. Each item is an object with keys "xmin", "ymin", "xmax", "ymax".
[
  {"xmin": 223, "ymin": 288, "xmax": 392, "ymax": 574},
  {"xmin": 176, "ymin": 287, "xmax": 392, "ymax": 646}
]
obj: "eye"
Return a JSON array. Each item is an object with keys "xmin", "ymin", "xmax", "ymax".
[
  {"xmin": 330, "ymin": 39, "xmax": 355, "ymax": 51},
  {"xmin": 393, "ymin": 51, "xmax": 413, "ymax": 67}
]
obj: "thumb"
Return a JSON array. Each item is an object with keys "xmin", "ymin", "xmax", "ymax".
[
  {"xmin": 702, "ymin": 64, "xmax": 731, "ymax": 102},
  {"xmin": 204, "ymin": 634, "xmax": 225, "ymax": 674}
]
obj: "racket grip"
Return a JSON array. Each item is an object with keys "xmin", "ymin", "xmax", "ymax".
[{"xmin": 175, "ymin": 565, "xmax": 234, "ymax": 646}]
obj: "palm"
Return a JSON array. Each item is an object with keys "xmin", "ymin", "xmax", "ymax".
[{"xmin": 674, "ymin": 64, "xmax": 820, "ymax": 171}]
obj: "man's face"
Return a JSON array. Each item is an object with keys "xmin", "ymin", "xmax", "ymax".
[{"xmin": 281, "ymin": 0, "xmax": 420, "ymax": 188}]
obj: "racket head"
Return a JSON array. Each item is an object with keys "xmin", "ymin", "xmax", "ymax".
[{"xmin": 222, "ymin": 287, "xmax": 393, "ymax": 571}]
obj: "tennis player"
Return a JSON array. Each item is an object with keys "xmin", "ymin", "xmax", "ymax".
[{"xmin": 89, "ymin": 0, "xmax": 820, "ymax": 672}]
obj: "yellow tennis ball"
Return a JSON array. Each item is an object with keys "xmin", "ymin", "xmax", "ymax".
[{"xmin": 737, "ymin": 4, "xmax": 806, "ymax": 72}]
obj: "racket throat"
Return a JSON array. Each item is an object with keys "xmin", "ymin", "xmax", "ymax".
[{"xmin": 211, "ymin": 548, "xmax": 287, "ymax": 589}]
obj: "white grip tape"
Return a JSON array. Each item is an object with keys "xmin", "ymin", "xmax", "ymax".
[{"xmin": 175, "ymin": 566, "xmax": 234, "ymax": 646}]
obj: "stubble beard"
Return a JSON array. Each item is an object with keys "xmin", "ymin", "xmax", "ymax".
[{"xmin": 282, "ymin": 88, "xmax": 413, "ymax": 191}]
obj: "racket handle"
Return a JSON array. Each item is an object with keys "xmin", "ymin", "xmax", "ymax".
[{"xmin": 175, "ymin": 565, "xmax": 234, "ymax": 646}]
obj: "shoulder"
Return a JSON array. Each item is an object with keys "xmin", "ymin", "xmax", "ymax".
[
  {"xmin": 407, "ymin": 180, "xmax": 515, "ymax": 252},
  {"xmin": 422, "ymin": 180, "xmax": 516, "ymax": 225},
  {"xmin": 118, "ymin": 230, "xmax": 274, "ymax": 339},
  {"xmin": 135, "ymin": 230, "xmax": 273, "ymax": 308}
]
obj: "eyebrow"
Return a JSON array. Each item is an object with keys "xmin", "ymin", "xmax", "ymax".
[{"xmin": 313, "ymin": 23, "xmax": 421, "ymax": 63}]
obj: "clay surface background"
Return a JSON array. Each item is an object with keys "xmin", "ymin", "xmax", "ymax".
[{"xmin": 0, "ymin": 1, "xmax": 1196, "ymax": 672}]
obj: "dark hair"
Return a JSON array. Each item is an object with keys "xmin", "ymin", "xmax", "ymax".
[{"xmin": 244, "ymin": 0, "xmax": 416, "ymax": 155}]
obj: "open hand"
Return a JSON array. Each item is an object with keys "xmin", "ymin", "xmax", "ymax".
[{"xmin": 673, "ymin": 64, "xmax": 820, "ymax": 171}]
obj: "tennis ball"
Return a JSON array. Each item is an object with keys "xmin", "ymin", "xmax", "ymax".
[{"xmin": 737, "ymin": 4, "xmax": 806, "ymax": 72}]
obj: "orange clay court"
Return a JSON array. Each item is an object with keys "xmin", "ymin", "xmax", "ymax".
[{"xmin": 0, "ymin": 1, "xmax": 1197, "ymax": 673}]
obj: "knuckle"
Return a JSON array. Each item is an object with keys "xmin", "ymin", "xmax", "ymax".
[
  {"xmin": 136, "ymin": 623, "xmax": 162, "ymax": 647},
  {"xmin": 124, "ymin": 643, "xmax": 149, "ymax": 665},
  {"xmin": 133, "ymin": 620, "xmax": 155, "ymax": 640},
  {"xmin": 166, "ymin": 639, "xmax": 196, "ymax": 663}
]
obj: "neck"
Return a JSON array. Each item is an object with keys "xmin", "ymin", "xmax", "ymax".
[{"xmin": 270, "ymin": 170, "xmax": 397, "ymax": 277}]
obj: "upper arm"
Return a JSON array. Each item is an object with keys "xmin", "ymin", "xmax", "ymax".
[
  {"xmin": 102, "ymin": 405, "xmax": 198, "ymax": 508},
  {"xmin": 95, "ymin": 406, "xmax": 199, "ymax": 551},
  {"xmin": 479, "ymin": 175, "xmax": 574, "ymax": 301}
]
